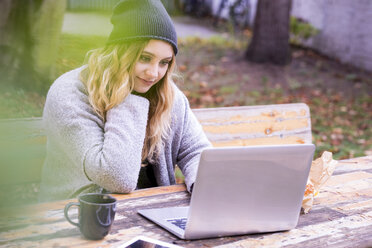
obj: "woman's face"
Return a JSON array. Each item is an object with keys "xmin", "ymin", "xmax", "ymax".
[{"xmin": 133, "ymin": 39, "xmax": 174, "ymax": 93}]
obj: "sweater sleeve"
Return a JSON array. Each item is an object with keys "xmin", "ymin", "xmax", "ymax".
[
  {"xmin": 44, "ymin": 78, "xmax": 149, "ymax": 193},
  {"xmin": 176, "ymin": 95, "xmax": 212, "ymax": 192},
  {"xmin": 83, "ymin": 94, "xmax": 149, "ymax": 192}
]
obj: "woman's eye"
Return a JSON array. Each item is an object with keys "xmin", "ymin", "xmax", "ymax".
[
  {"xmin": 160, "ymin": 60, "xmax": 171, "ymax": 66},
  {"xmin": 139, "ymin": 55, "xmax": 151, "ymax": 63}
]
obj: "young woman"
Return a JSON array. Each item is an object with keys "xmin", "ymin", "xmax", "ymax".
[{"xmin": 39, "ymin": 0, "xmax": 211, "ymax": 201}]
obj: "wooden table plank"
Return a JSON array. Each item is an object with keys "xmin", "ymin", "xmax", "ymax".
[{"xmin": 1, "ymin": 156, "xmax": 371, "ymax": 248}]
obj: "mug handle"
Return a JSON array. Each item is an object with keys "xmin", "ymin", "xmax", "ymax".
[{"xmin": 64, "ymin": 202, "xmax": 80, "ymax": 227}]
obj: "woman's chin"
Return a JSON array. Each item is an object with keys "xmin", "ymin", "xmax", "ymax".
[
  {"xmin": 134, "ymin": 83, "xmax": 157, "ymax": 94},
  {"xmin": 133, "ymin": 87, "xmax": 150, "ymax": 94}
]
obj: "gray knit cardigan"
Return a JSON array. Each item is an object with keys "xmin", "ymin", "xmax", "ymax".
[{"xmin": 39, "ymin": 67, "xmax": 211, "ymax": 202}]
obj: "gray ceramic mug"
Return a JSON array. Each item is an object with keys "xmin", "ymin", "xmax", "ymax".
[{"xmin": 64, "ymin": 193, "xmax": 117, "ymax": 240}]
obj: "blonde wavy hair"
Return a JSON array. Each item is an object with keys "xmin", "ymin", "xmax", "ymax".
[{"xmin": 80, "ymin": 40, "xmax": 176, "ymax": 163}]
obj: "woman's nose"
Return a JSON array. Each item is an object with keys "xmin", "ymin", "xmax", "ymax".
[{"xmin": 146, "ymin": 63, "xmax": 158, "ymax": 78}]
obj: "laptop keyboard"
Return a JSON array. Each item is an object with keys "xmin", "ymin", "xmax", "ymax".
[{"xmin": 167, "ymin": 217, "xmax": 188, "ymax": 230}]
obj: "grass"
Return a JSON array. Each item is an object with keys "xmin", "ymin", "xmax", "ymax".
[
  {"xmin": 1, "ymin": 32, "xmax": 371, "ymax": 161},
  {"xmin": 176, "ymin": 36, "xmax": 372, "ymax": 160},
  {"xmin": 55, "ymin": 33, "xmax": 107, "ymax": 77},
  {"xmin": 0, "ymin": 33, "xmax": 107, "ymax": 119},
  {"xmin": 0, "ymin": 89, "xmax": 45, "ymax": 119}
]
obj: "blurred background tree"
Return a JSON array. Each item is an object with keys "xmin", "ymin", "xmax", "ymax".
[
  {"xmin": 245, "ymin": 0, "xmax": 292, "ymax": 65},
  {"xmin": 0, "ymin": 0, "xmax": 66, "ymax": 92}
]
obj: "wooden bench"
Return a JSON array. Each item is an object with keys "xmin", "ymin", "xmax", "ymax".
[
  {"xmin": 193, "ymin": 103, "xmax": 312, "ymax": 146},
  {"xmin": 0, "ymin": 103, "xmax": 312, "ymax": 204}
]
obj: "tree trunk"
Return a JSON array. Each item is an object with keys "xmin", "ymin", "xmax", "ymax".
[
  {"xmin": 245, "ymin": 0, "xmax": 292, "ymax": 65},
  {"xmin": 0, "ymin": 0, "xmax": 66, "ymax": 91},
  {"xmin": 0, "ymin": 0, "xmax": 37, "ymax": 89},
  {"xmin": 33, "ymin": 0, "xmax": 66, "ymax": 86}
]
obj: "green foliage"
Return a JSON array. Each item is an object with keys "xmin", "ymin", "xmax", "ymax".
[
  {"xmin": 219, "ymin": 85, "xmax": 239, "ymax": 94},
  {"xmin": 0, "ymin": 1, "xmax": 66, "ymax": 93},
  {"xmin": 0, "ymin": 89, "xmax": 45, "ymax": 119},
  {"xmin": 0, "ymin": 33, "xmax": 106, "ymax": 119},
  {"xmin": 66, "ymin": 9, "xmax": 112, "ymax": 16},
  {"xmin": 179, "ymin": 36, "xmax": 246, "ymax": 51},
  {"xmin": 290, "ymin": 16, "xmax": 319, "ymax": 44},
  {"xmin": 55, "ymin": 33, "xmax": 107, "ymax": 78}
]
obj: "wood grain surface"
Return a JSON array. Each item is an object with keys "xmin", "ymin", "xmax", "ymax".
[
  {"xmin": 1, "ymin": 156, "xmax": 371, "ymax": 248},
  {"xmin": 193, "ymin": 103, "xmax": 312, "ymax": 146}
]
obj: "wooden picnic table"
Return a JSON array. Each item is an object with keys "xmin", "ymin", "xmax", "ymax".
[{"xmin": 1, "ymin": 156, "xmax": 371, "ymax": 248}]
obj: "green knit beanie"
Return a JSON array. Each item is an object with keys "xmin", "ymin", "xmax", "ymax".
[{"xmin": 107, "ymin": 0, "xmax": 178, "ymax": 54}]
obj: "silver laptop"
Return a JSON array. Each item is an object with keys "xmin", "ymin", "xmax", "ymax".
[{"xmin": 138, "ymin": 144, "xmax": 315, "ymax": 240}]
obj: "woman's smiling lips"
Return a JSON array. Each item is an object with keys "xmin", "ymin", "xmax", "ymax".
[{"xmin": 138, "ymin": 77, "xmax": 155, "ymax": 85}]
